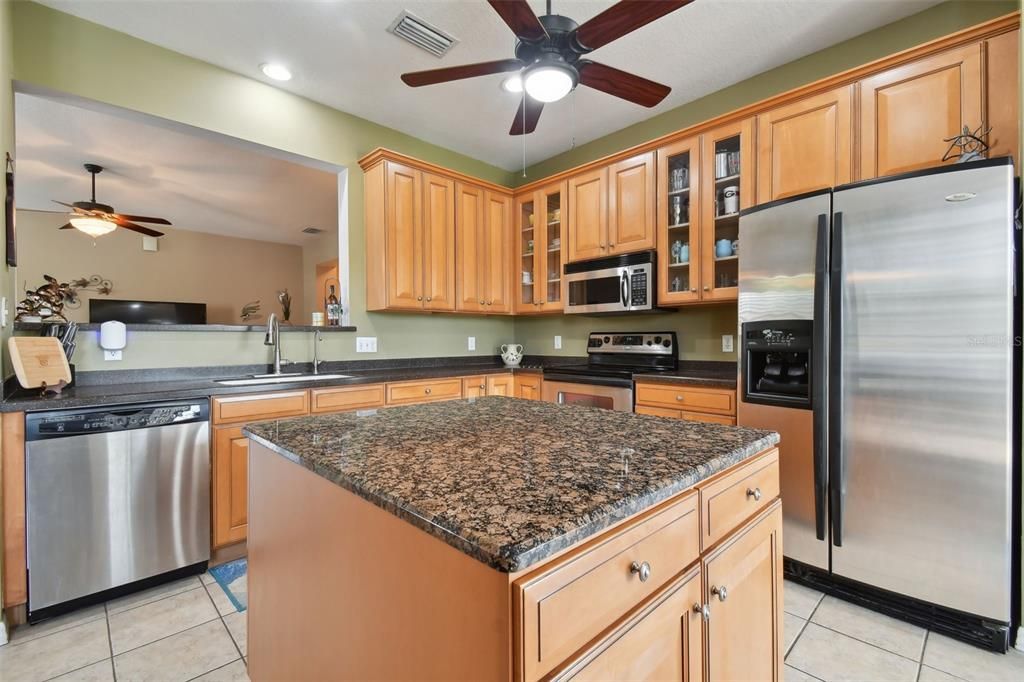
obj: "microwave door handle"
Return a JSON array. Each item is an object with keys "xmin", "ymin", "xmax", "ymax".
[{"xmin": 620, "ymin": 271, "xmax": 630, "ymax": 308}]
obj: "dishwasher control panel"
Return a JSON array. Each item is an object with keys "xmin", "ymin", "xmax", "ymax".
[{"xmin": 26, "ymin": 401, "xmax": 210, "ymax": 440}]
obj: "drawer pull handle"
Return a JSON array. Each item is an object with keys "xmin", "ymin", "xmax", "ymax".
[
  {"xmin": 630, "ymin": 560, "xmax": 651, "ymax": 583},
  {"xmin": 693, "ymin": 603, "xmax": 710, "ymax": 621},
  {"xmin": 425, "ymin": 388, "xmax": 432, "ymax": 394},
  {"xmin": 711, "ymin": 585, "xmax": 728, "ymax": 602},
  {"xmin": 675, "ymin": 395, "xmax": 683, "ymax": 401},
  {"xmin": 746, "ymin": 487, "xmax": 762, "ymax": 501}
]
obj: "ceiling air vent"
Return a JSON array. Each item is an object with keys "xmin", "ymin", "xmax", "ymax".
[
  {"xmin": 387, "ymin": 10, "xmax": 458, "ymax": 58},
  {"xmin": 301, "ymin": 227, "xmax": 324, "ymax": 235}
]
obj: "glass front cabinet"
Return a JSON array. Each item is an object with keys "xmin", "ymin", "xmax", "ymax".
[
  {"xmin": 657, "ymin": 118, "xmax": 754, "ymax": 305},
  {"xmin": 515, "ymin": 181, "xmax": 566, "ymax": 314}
]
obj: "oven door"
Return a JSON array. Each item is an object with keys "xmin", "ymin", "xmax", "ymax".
[
  {"xmin": 542, "ymin": 379, "xmax": 634, "ymax": 412},
  {"xmin": 564, "ymin": 262, "xmax": 653, "ymax": 314}
]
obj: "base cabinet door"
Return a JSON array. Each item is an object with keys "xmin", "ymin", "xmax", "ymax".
[
  {"xmin": 555, "ymin": 566, "xmax": 704, "ymax": 681},
  {"xmin": 213, "ymin": 426, "xmax": 249, "ymax": 548},
  {"xmin": 486, "ymin": 374, "xmax": 514, "ymax": 396},
  {"xmin": 704, "ymin": 501, "xmax": 783, "ymax": 682},
  {"xmin": 516, "ymin": 375, "xmax": 543, "ymax": 400}
]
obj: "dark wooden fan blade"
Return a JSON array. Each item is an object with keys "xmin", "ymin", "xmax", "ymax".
[
  {"xmin": 59, "ymin": 223, "xmax": 74, "ymax": 230},
  {"xmin": 578, "ymin": 60, "xmax": 670, "ymax": 107},
  {"xmin": 574, "ymin": 0, "xmax": 694, "ymax": 52},
  {"xmin": 401, "ymin": 59, "xmax": 523, "ymax": 87},
  {"xmin": 112, "ymin": 217, "xmax": 164, "ymax": 237},
  {"xmin": 113, "ymin": 213, "xmax": 172, "ymax": 225},
  {"xmin": 52, "ymin": 200, "xmax": 77, "ymax": 209},
  {"xmin": 509, "ymin": 95, "xmax": 544, "ymax": 136},
  {"xmin": 488, "ymin": 0, "xmax": 547, "ymax": 42}
]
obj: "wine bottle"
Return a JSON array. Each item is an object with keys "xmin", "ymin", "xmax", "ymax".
[{"xmin": 326, "ymin": 285, "xmax": 341, "ymax": 327}]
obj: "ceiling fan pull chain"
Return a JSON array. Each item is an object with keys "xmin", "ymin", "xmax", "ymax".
[
  {"xmin": 522, "ymin": 97, "xmax": 527, "ymax": 177},
  {"xmin": 571, "ymin": 90, "xmax": 576, "ymax": 150}
]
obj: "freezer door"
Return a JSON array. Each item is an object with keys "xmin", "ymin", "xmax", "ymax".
[
  {"xmin": 830, "ymin": 162, "xmax": 1014, "ymax": 621},
  {"xmin": 738, "ymin": 190, "xmax": 831, "ymax": 570}
]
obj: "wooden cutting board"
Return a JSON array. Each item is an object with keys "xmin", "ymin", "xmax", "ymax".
[{"xmin": 8, "ymin": 336, "xmax": 72, "ymax": 389}]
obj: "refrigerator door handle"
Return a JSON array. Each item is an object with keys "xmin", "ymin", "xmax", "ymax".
[
  {"xmin": 828, "ymin": 211, "xmax": 844, "ymax": 546},
  {"xmin": 812, "ymin": 213, "xmax": 830, "ymax": 541}
]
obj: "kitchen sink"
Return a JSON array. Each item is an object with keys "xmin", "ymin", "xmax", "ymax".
[{"xmin": 215, "ymin": 373, "xmax": 353, "ymax": 386}]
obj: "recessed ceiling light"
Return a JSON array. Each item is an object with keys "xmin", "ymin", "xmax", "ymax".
[
  {"xmin": 501, "ymin": 74, "xmax": 523, "ymax": 93},
  {"xmin": 260, "ymin": 62, "xmax": 292, "ymax": 81}
]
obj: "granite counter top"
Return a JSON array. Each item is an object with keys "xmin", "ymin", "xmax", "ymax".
[{"xmin": 244, "ymin": 397, "xmax": 778, "ymax": 573}]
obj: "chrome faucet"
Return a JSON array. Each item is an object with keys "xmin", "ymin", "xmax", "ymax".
[
  {"xmin": 312, "ymin": 330, "xmax": 323, "ymax": 375},
  {"xmin": 264, "ymin": 313, "xmax": 287, "ymax": 375}
]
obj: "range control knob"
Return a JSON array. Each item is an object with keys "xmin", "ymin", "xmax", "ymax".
[
  {"xmin": 604, "ymin": 336, "xmax": 611, "ymax": 343},
  {"xmin": 654, "ymin": 336, "xmax": 662, "ymax": 344},
  {"xmin": 663, "ymin": 338, "xmax": 672, "ymax": 347}
]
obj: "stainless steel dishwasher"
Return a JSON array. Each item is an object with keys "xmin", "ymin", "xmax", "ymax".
[{"xmin": 25, "ymin": 400, "xmax": 210, "ymax": 622}]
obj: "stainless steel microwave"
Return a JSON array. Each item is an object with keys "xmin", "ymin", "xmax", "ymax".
[{"xmin": 564, "ymin": 251, "xmax": 656, "ymax": 314}]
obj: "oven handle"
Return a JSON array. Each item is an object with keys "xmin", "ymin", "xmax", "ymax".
[{"xmin": 620, "ymin": 270, "xmax": 630, "ymax": 308}]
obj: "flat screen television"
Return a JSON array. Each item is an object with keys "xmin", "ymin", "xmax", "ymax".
[{"xmin": 89, "ymin": 299, "xmax": 207, "ymax": 325}]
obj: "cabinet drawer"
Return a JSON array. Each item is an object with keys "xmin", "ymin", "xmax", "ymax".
[
  {"xmin": 682, "ymin": 411, "xmax": 735, "ymax": 426},
  {"xmin": 636, "ymin": 383, "xmax": 735, "ymax": 415},
  {"xmin": 699, "ymin": 449, "xmax": 779, "ymax": 549},
  {"xmin": 386, "ymin": 378, "xmax": 464, "ymax": 405},
  {"xmin": 212, "ymin": 391, "xmax": 309, "ymax": 425},
  {"xmin": 310, "ymin": 384, "xmax": 384, "ymax": 414},
  {"xmin": 515, "ymin": 491, "xmax": 700, "ymax": 681}
]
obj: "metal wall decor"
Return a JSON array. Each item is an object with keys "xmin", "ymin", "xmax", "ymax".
[
  {"xmin": 6, "ymin": 152, "xmax": 15, "ymax": 267},
  {"xmin": 16, "ymin": 274, "xmax": 114, "ymax": 322},
  {"xmin": 240, "ymin": 300, "xmax": 262, "ymax": 322},
  {"xmin": 278, "ymin": 289, "xmax": 292, "ymax": 322},
  {"xmin": 942, "ymin": 124, "xmax": 992, "ymax": 163}
]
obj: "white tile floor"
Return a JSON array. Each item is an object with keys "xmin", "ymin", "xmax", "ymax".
[
  {"xmin": 0, "ymin": 572, "xmax": 248, "ymax": 682},
  {"xmin": 784, "ymin": 581, "xmax": 1024, "ymax": 682},
  {"xmin": 4, "ymin": 576, "xmax": 1024, "ymax": 681}
]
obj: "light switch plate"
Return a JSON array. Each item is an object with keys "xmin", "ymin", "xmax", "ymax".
[
  {"xmin": 356, "ymin": 337, "xmax": 378, "ymax": 353},
  {"xmin": 104, "ymin": 350, "xmax": 123, "ymax": 361},
  {"xmin": 467, "ymin": 336, "xmax": 476, "ymax": 351},
  {"xmin": 722, "ymin": 334, "xmax": 734, "ymax": 353},
  {"xmin": 554, "ymin": 335, "xmax": 562, "ymax": 350}
]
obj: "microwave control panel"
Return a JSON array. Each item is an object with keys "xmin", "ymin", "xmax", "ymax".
[{"xmin": 630, "ymin": 270, "xmax": 649, "ymax": 307}]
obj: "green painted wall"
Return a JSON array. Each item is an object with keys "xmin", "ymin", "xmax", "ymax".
[
  {"xmin": 10, "ymin": 1, "xmax": 517, "ymax": 370},
  {"xmin": 517, "ymin": 0, "xmax": 1018, "ymax": 183}
]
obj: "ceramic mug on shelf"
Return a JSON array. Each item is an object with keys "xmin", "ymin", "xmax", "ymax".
[
  {"xmin": 722, "ymin": 186, "xmax": 739, "ymax": 215},
  {"xmin": 501, "ymin": 344, "xmax": 524, "ymax": 368},
  {"xmin": 716, "ymin": 239, "xmax": 734, "ymax": 258},
  {"xmin": 731, "ymin": 240, "xmax": 740, "ymax": 255}
]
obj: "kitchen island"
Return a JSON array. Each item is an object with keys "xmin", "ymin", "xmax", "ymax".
[{"xmin": 244, "ymin": 396, "xmax": 782, "ymax": 681}]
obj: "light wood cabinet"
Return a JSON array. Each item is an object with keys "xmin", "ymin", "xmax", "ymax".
[
  {"xmin": 310, "ymin": 384, "xmax": 385, "ymax": 414},
  {"xmin": 457, "ymin": 184, "xmax": 512, "ymax": 314},
  {"xmin": 516, "ymin": 181, "xmax": 566, "ymax": 314},
  {"xmin": 386, "ymin": 377, "xmax": 464, "ymax": 405},
  {"xmin": 859, "ymin": 44, "xmax": 983, "ymax": 180},
  {"xmin": 757, "ymin": 86, "xmax": 853, "ymax": 203},
  {"xmin": 704, "ymin": 501, "xmax": 783, "ymax": 682},
  {"xmin": 486, "ymin": 374, "xmax": 514, "ymax": 396},
  {"xmin": 421, "ymin": 172, "xmax": 456, "ymax": 311},
  {"xmin": 986, "ymin": 29, "xmax": 1019, "ymax": 173},
  {"xmin": 212, "ymin": 391, "xmax": 309, "ymax": 425},
  {"xmin": 515, "ymin": 373, "xmax": 543, "ymax": 400},
  {"xmin": 635, "ymin": 382, "xmax": 737, "ymax": 427},
  {"xmin": 607, "ymin": 152, "xmax": 656, "ymax": 255},
  {"xmin": 567, "ymin": 167, "xmax": 608, "ymax": 262},
  {"xmin": 462, "ymin": 375, "xmax": 488, "ymax": 398},
  {"xmin": 553, "ymin": 566, "xmax": 704, "ymax": 681},
  {"xmin": 656, "ymin": 135, "xmax": 702, "ymax": 304},
  {"xmin": 213, "ymin": 426, "xmax": 250, "ymax": 548},
  {"xmin": 382, "ymin": 160, "xmax": 423, "ymax": 310}
]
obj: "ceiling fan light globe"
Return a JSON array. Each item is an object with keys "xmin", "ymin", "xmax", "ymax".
[
  {"xmin": 502, "ymin": 74, "xmax": 524, "ymax": 93},
  {"xmin": 69, "ymin": 215, "xmax": 116, "ymax": 238},
  {"xmin": 524, "ymin": 65, "xmax": 575, "ymax": 103}
]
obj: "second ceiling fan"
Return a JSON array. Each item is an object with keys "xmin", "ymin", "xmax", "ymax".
[{"xmin": 401, "ymin": 0, "xmax": 693, "ymax": 135}]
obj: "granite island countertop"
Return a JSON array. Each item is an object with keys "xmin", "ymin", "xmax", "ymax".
[{"xmin": 244, "ymin": 396, "xmax": 778, "ymax": 573}]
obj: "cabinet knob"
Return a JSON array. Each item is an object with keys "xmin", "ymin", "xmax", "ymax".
[
  {"xmin": 425, "ymin": 388, "xmax": 432, "ymax": 394},
  {"xmin": 479, "ymin": 300, "xmax": 485, "ymax": 305},
  {"xmin": 600, "ymin": 243, "xmax": 606, "ymax": 249},
  {"xmin": 693, "ymin": 603, "xmax": 711, "ymax": 621},
  {"xmin": 690, "ymin": 288, "xmax": 697, "ymax": 293},
  {"xmin": 417, "ymin": 296, "xmax": 423, "ymax": 301},
  {"xmin": 486, "ymin": 300, "xmax": 493, "ymax": 305},
  {"xmin": 630, "ymin": 560, "xmax": 651, "ymax": 583},
  {"xmin": 426, "ymin": 296, "xmax": 432, "ymax": 302},
  {"xmin": 609, "ymin": 243, "xmax": 615, "ymax": 248},
  {"xmin": 675, "ymin": 395, "xmax": 683, "ymax": 401},
  {"xmin": 711, "ymin": 585, "xmax": 728, "ymax": 602},
  {"xmin": 703, "ymin": 286, "xmax": 710, "ymax": 292},
  {"xmin": 746, "ymin": 487, "xmax": 762, "ymax": 501}
]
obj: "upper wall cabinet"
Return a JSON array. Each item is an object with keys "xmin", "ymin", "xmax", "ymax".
[
  {"xmin": 456, "ymin": 183, "xmax": 512, "ymax": 314},
  {"xmin": 985, "ymin": 29, "xmax": 1020, "ymax": 173},
  {"xmin": 756, "ymin": 86, "xmax": 853, "ymax": 204},
  {"xmin": 516, "ymin": 181, "xmax": 566, "ymax": 314},
  {"xmin": 859, "ymin": 45, "xmax": 982, "ymax": 180},
  {"xmin": 567, "ymin": 152, "xmax": 655, "ymax": 263}
]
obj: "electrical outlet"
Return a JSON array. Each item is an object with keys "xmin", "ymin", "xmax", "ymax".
[
  {"xmin": 722, "ymin": 334, "xmax": 734, "ymax": 353},
  {"xmin": 356, "ymin": 337, "xmax": 378, "ymax": 353},
  {"xmin": 467, "ymin": 336, "xmax": 476, "ymax": 351},
  {"xmin": 554, "ymin": 335, "xmax": 562, "ymax": 350},
  {"xmin": 104, "ymin": 350, "xmax": 123, "ymax": 361}
]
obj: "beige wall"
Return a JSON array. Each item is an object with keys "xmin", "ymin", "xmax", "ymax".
[{"xmin": 16, "ymin": 210, "xmax": 306, "ymax": 324}]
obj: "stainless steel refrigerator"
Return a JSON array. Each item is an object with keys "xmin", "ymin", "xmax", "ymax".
[{"xmin": 737, "ymin": 157, "xmax": 1018, "ymax": 651}]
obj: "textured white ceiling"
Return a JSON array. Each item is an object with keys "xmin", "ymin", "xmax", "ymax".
[
  {"xmin": 37, "ymin": 0, "xmax": 942, "ymax": 171},
  {"xmin": 15, "ymin": 93, "xmax": 339, "ymax": 245}
]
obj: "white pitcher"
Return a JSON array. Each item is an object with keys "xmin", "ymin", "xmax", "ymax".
[{"xmin": 500, "ymin": 343, "xmax": 524, "ymax": 368}]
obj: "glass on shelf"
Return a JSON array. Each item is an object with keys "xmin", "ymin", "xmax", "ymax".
[
  {"xmin": 669, "ymin": 273, "xmax": 689, "ymax": 293},
  {"xmin": 713, "ymin": 136, "xmax": 741, "ymax": 181}
]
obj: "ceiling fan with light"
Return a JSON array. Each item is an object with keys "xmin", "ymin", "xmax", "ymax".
[
  {"xmin": 53, "ymin": 164, "xmax": 171, "ymax": 238},
  {"xmin": 401, "ymin": 0, "xmax": 692, "ymax": 135}
]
